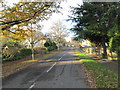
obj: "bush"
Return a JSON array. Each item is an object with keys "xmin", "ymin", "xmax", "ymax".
[
  {"xmin": 44, "ymin": 41, "xmax": 51, "ymax": 47},
  {"xmin": 34, "ymin": 47, "xmax": 42, "ymax": 54},
  {"xmin": 3, "ymin": 48, "xmax": 32, "ymax": 63},
  {"xmin": 2, "ymin": 57, "xmax": 22, "ymax": 62},
  {"xmin": 19, "ymin": 48, "xmax": 32, "ymax": 57},
  {"xmin": 44, "ymin": 40, "xmax": 57, "ymax": 51},
  {"xmin": 41, "ymin": 47, "xmax": 47, "ymax": 51},
  {"xmin": 52, "ymin": 42, "xmax": 57, "ymax": 49},
  {"xmin": 47, "ymin": 47, "xmax": 53, "ymax": 51},
  {"xmin": 34, "ymin": 47, "xmax": 47, "ymax": 54}
]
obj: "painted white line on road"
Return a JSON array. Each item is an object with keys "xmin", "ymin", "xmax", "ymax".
[
  {"xmin": 58, "ymin": 57, "xmax": 62, "ymax": 61},
  {"xmin": 46, "ymin": 53, "xmax": 66, "ymax": 72},
  {"xmin": 28, "ymin": 53, "xmax": 66, "ymax": 89},
  {"xmin": 46, "ymin": 62, "xmax": 56, "ymax": 72},
  {"xmin": 28, "ymin": 83, "xmax": 36, "ymax": 90},
  {"xmin": 58, "ymin": 54, "xmax": 66, "ymax": 61}
]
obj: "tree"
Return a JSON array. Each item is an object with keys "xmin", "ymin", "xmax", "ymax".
[
  {"xmin": 1, "ymin": 2, "xmax": 60, "ymax": 31},
  {"xmin": 28, "ymin": 27, "xmax": 44, "ymax": 60},
  {"xmin": 105, "ymin": 2, "xmax": 120, "ymax": 60},
  {"xmin": 69, "ymin": 2, "xmax": 119, "ymax": 58},
  {"xmin": 1, "ymin": 1, "xmax": 61, "ymax": 44},
  {"xmin": 1, "ymin": 1, "xmax": 61, "ymax": 60},
  {"xmin": 49, "ymin": 20, "xmax": 69, "ymax": 49}
]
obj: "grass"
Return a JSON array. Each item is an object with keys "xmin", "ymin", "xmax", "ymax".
[{"xmin": 76, "ymin": 50, "xmax": 119, "ymax": 88}]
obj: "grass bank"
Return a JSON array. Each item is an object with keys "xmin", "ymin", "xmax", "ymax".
[{"xmin": 75, "ymin": 50, "xmax": 119, "ymax": 88}]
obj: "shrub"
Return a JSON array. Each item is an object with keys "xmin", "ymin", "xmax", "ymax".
[
  {"xmin": 34, "ymin": 47, "xmax": 42, "ymax": 54},
  {"xmin": 19, "ymin": 48, "xmax": 32, "ymax": 57},
  {"xmin": 34, "ymin": 47, "xmax": 47, "ymax": 54},
  {"xmin": 44, "ymin": 40, "xmax": 57, "ymax": 51},
  {"xmin": 2, "ymin": 57, "xmax": 22, "ymax": 62},
  {"xmin": 41, "ymin": 47, "xmax": 47, "ymax": 51},
  {"xmin": 47, "ymin": 47, "xmax": 53, "ymax": 51},
  {"xmin": 44, "ymin": 41, "xmax": 51, "ymax": 47},
  {"xmin": 3, "ymin": 48, "xmax": 32, "ymax": 62}
]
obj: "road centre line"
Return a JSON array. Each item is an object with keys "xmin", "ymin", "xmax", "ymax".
[
  {"xmin": 58, "ymin": 53, "xmax": 66, "ymax": 61},
  {"xmin": 28, "ymin": 83, "xmax": 36, "ymax": 90},
  {"xmin": 46, "ymin": 53, "xmax": 66, "ymax": 72},
  {"xmin": 28, "ymin": 53, "xmax": 66, "ymax": 89},
  {"xmin": 46, "ymin": 62, "xmax": 56, "ymax": 72},
  {"xmin": 29, "ymin": 83, "xmax": 35, "ymax": 89}
]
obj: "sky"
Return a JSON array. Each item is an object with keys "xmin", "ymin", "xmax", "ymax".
[
  {"xmin": 2, "ymin": 0, "xmax": 83, "ymax": 42},
  {"xmin": 41, "ymin": 0, "xmax": 83, "ymax": 41}
]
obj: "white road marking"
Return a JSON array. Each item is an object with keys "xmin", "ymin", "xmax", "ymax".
[
  {"xmin": 46, "ymin": 62, "xmax": 56, "ymax": 72},
  {"xmin": 28, "ymin": 53, "xmax": 66, "ymax": 89},
  {"xmin": 46, "ymin": 53, "xmax": 66, "ymax": 72},
  {"xmin": 58, "ymin": 57, "xmax": 62, "ymax": 61},
  {"xmin": 28, "ymin": 83, "xmax": 36, "ymax": 90},
  {"xmin": 58, "ymin": 53, "xmax": 66, "ymax": 61}
]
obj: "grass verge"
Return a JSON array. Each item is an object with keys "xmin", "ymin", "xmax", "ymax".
[{"xmin": 76, "ymin": 50, "xmax": 119, "ymax": 88}]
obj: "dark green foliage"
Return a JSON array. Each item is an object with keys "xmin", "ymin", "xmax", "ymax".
[
  {"xmin": 44, "ymin": 40, "xmax": 57, "ymax": 51},
  {"xmin": 3, "ymin": 48, "xmax": 32, "ymax": 62},
  {"xmin": 52, "ymin": 42, "xmax": 58, "ymax": 49},
  {"xmin": 47, "ymin": 46, "xmax": 54, "ymax": 51},
  {"xmin": 44, "ymin": 41, "xmax": 51, "ymax": 47},
  {"xmin": 18, "ymin": 48, "xmax": 32, "ymax": 57},
  {"xmin": 69, "ymin": 2, "xmax": 119, "ymax": 58},
  {"xmin": 2, "ymin": 57, "xmax": 23, "ymax": 62}
]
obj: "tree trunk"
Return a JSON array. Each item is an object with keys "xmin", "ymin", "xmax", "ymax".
[
  {"xmin": 31, "ymin": 43, "xmax": 34, "ymax": 60},
  {"xmin": 102, "ymin": 42, "xmax": 107, "ymax": 58},
  {"xmin": 57, "ymin": 43, "xmax": 60, "ymax": 50},
  {"xmin": 117, "ymin": 51, "xmax": 120, "ymax": 61},
  {"xmin": 110, "ymin": 50, "xmax": 113, "ymax": 60},
  {"xmin": 98, "ymin": 46, "xmax": 101, "ymax": 55}
]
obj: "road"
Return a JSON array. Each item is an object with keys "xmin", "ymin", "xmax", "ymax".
[{"xmin": 2, "ymin": 48, "xmax": 89, "ymax": 89}]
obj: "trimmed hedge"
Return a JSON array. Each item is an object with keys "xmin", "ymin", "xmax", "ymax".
[
  {"xmin": 34, "ymin": 47, "xmax": 47, "ymax": 54},
  {"xmin": 3, "ymin": 48, "xmax": 32, "ymax": 62},
  {"xmin": 18, "ymin": 48, "xmax": 32, "ymax": 57}
]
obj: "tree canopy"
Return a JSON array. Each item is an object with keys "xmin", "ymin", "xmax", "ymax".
[
  {"xmin": 1, "ymin": 2, "xmax": 60, "ymax": 30},
  {"xmin": 69, "ymin": 2, "xmax": 120, "ymax": 59},
  {"xmin": 0, "ymin": 1, "xmax": 61, "ymax": 43}
]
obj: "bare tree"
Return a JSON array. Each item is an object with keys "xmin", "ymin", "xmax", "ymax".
[
  {"xmin": 49, "ymin": 20, "xmax": 69, "ymax": 50},
  {"xmin": 24, "ymin": 22, "xmax": 45, "ymax": 60}
]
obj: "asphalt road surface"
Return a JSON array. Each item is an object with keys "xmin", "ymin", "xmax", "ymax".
[{"xmin": 2, "ymin": 48, "xmax": 89, "ymax": 89}]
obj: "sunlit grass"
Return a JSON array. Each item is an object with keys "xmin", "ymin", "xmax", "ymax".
[
  {"xmin": 75, "ymin": 50, "xmax": 119, "ymax": 88},
  {"xmin": 84, "ymin": 61, "xmax": 119, "ymax": 88},
  {"xmin": 58, "ymin": 60, "xmax": 81, "ymax": 65},
  {"xmin": 22, "ymin": 60, "xmax": 38, "ymax": 63},
  {"xmin": 76, "ymin": 53, "xmax": 89, "ymax": 59},
  {"xmin": 80, "ymin": 59, "xmax": 96, "ymax": 63}
]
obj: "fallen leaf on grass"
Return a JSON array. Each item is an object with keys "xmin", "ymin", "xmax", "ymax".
[{"xmin": 22, "ymin": 60, "xmax": 38, "ymax": 63}]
